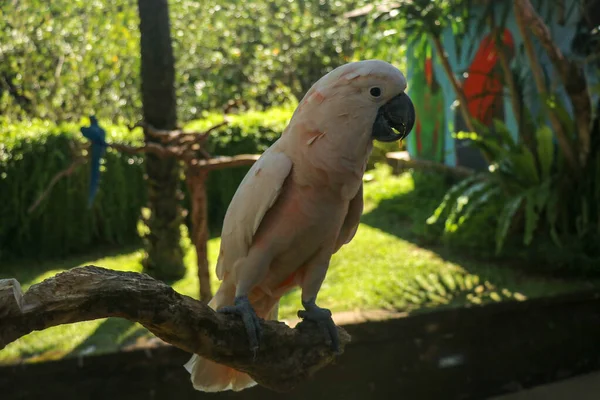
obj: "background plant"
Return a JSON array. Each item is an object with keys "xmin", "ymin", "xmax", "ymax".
[
  {"xmin": 353, "ymin": 0, "xmax": 600, "ymax": 270},
  {"xmin": 0, "ymin": 0, "xmax": 366, "ymax": 124},
  {"xmin": 0, "ymin": 107, "xmax": 293, "ymax": 261}
]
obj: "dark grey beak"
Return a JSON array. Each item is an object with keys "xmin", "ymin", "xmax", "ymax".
[{"xmin": 372, "ymin": 92, "xmax": 415, "ymax": 142}]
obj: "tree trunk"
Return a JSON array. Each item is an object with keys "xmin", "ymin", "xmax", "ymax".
[
  {"xmin": 185, "ymin": 167, "xmax": 212, "ymax": 303},
  {"xmin": 137, "ymin": 0, "xmax": 185, "ymax": 280}
]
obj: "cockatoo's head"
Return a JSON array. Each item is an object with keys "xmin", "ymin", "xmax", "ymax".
[{"xmin": 292, "ymin": 59, "xmax": 415, "ymax": 144}]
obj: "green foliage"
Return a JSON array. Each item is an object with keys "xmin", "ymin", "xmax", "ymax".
[
  {"xmin": 427, "ymin": 110, "xmax": 600, "ymax": 266},
  {"xmin": 355, "ymin": 0, "xmax": 599, "ymax": 271},
  {"xmin": 352, "ymin": 0, "xmax": 477, "ymax": 65},
  {"xmin": 392, "ymin": 0, "xmax": 472, "ymax": 38},
  {"xmin": 348, "ymin": 6, "xmax": 408, "ymax": 72},
  {"xmin": 427, "ymin": 120, "xmax": 560, "ymax": 255},
  {"xmin": 172, "ymin": 0, "xmax": 366, "ymax": 117},
  {"xmin": 0, "ymin": 117, "xmax": 146, "ymax": 261},
  {"xmin": 0, "ymin": 107, "xmax": 294, "ymax": 260},
  {"xmin": 0, "ymin": 0, "xmax": 364, "ymax": 123},
  {"xmin": 0, "ymin": 0, "xmax": 142, "ymax": 123}
]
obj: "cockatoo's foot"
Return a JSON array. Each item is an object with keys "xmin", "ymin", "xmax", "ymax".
[
  {"xmin": 298, "ymin": 299, "xmax": 340, "ymax": 353},
  {"xmin": 219, "ymin": 295, "xmax": 262, "ymax": 352}
]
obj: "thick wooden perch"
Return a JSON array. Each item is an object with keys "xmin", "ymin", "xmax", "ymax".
[{"xmin": 0, "ymin": 266, "xmax": 350, "ymax": 392}]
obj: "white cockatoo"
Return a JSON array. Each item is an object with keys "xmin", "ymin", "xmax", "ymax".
[{"xmin": 185, "ymin": 59, "xmax": 415, "ymax": 392}]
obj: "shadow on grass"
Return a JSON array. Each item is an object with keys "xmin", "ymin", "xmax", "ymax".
[
  {"xmin": 359, "ymin": 172, "xmax": 598, "ymax": 308},
  {"xmin": 66, "ymin": 318, "xmax": 154, "ymax": 361},
  {"xmin": 66, "ymin": 319, "xmax": 138, "ymax": 358}
]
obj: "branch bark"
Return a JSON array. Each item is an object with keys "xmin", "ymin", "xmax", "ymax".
[
  {"xmin": 0, "ymin": 266, "xmax": 350, "ymax": 392},
  {"xmin": 27, "ymin": 156, "xmax": 86, "ymax": 214},
  {"xmin": 514, "ymin": 0, "xmax": 591, "ymax": 168},
  {"xmin": 194, "ymin": 154, "xmax": 261, "ymax": 171}
]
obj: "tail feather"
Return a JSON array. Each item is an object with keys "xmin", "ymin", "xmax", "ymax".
[
  {"xmin": 185, "ymin": 286, "xmax": 280, "ymax": 392},
  {"xmin": 185, "ymin": 355, "xmax": 257, "ymax": 392}
]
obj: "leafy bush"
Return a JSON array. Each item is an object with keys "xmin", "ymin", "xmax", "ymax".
[
  {"xmin": 0, "ymin": 118, "xmax": 146, "ymax": 261},
  {"xmin": 0, "ymin": 108, "xmax": 295, "ymax": 261},
  {"xmin": 426, "ymin": 114, "xmax": 600, "ymax": 270},
  {"xmin": 0, "ymin": 0, "xmax": 361, "ymax": 123},
  {"xmin": 425, "ymin": 119, "xmax": 556, "ymax": 254}
]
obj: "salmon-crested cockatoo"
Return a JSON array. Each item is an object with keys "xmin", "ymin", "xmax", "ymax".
[{"xmin": 185, "ymin": 59, "xmax": 415, "ymax": 392}]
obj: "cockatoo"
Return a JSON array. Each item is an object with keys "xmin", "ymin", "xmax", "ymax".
[
  {"xmin": 185, "ymin": 59, "xmax": 415, "ymax": 392},
  {"xmin": 80, "ymin": 115, "xmax": 107, "ymax": 207}
]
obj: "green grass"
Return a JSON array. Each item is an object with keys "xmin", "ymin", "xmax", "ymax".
[{"xmin": 1, "ymin": 164, "xmax": 596, "ymax": 365}]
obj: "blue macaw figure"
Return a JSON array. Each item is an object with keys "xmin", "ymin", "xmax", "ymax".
[{"xmin": 80, "ymin": 115, "xmax": 107, "ymax": 208}]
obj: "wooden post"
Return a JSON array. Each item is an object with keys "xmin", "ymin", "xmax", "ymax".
[{"xmin": 185, "ymin": 166, "xmax": 212, "ymax": 303}]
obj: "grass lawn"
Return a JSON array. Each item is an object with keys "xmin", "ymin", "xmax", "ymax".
[{"xmin": 1, "ymin": 165, "xmax": 596, "ymax": 365}]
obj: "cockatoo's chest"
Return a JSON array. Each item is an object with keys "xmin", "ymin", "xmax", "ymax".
[
  {"xmin": 276, "ymin": 181, "xmax": 349, "ymax": 250},
  {"xmin": 254, "ymin": 180, "xmax": 353, "ymax": 293}
]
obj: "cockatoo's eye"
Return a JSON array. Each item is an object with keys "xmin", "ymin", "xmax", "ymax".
[{"xmin": 369, "ymin": 87, "xmax": 382, "ymax": 98}]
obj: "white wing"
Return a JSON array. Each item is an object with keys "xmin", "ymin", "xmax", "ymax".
[{"xmin": 215, "ymin": 144, "xmax": 293, "ymax": 280}]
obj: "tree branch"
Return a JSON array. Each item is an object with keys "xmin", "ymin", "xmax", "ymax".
[
  {"xmin": 514, "ymin": 0, "xmax": 591, "ymax": 168},
  {"xmin": 0, "ymin": 266, "xmax": 349, "ymax": 392},
  {"xmin": 107, "ymin": 141, "xmax": 184, "ymax": 159},
  {"xmin": 27, "ymin": 156, "xmax": 86, "ymax": 214},
  {"xmin": 27, "ymin": 140, "xmax": 88, "ymax": 214},
  {"xmin": 513, "ymin": 0, "xmax": 580, "ymax": 175},
  {"xmin": 430, "ymin": 35, "xmax": 477, "ymax": 135},
  {"xmin": 194, "ymin": 154, "xmax": 261, "ymax": 171},
  {"xmin": 132, "ymin": 120, "xmax": 229, "ymax": 145}
]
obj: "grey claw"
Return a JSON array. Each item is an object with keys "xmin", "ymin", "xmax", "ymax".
[
  {"xmin": 298, "ymin": 299, "xmax": 340, "ymax": 353},
  {"xmin": 219, "ymin": 295, "xmax": 262, "ymax": 351}
]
